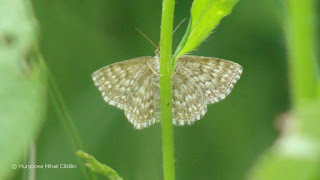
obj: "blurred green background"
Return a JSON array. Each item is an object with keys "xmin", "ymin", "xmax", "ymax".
[{"xmin": 13, "ymin": 0, "xmax": 292, "ymax": 179}]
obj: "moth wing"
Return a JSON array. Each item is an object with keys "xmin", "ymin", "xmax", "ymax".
[
  {"xmin": 177, "ymin": 55, "xmax": 242, "ymax": 104},
  {"xmin": 172, "ymin": 60, "xmax": 207, "ymax": 126},
  {"xmin": 123, "ymin": 61, "xmax": 160, "ymax": 129},
  {"xmin": 172, "ymin": 55, "xmax": 242, "ymax": 125},
  {"xmin": 92, "ymin": 56, "xmax": 154, "ymax": 110}
]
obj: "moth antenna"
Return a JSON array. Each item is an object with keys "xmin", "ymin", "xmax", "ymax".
[
  {"xmin": 135, "ymin": 19, "xmax": 185, "ymax": 54},
  {"xmin": 155, "ymin": 42, "xmax": 160, "ymax": 54},
  {"xmin": 135, "ymin": 27, "xmax": 158, "ymax": 49},
  {"xmin": 173, "ymin": 18, "xmax": 186, "ymax": 34}
]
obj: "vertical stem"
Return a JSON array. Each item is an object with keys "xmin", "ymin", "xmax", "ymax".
[
  {"xmin": 285, "ymin": 0, "xmax": 319, "ymax": 107},
  {"xmin": 160, "ymin": 0, "xmax": 176, "ymax": 179},
  {"xmin": 28, "ymin": 142, "xmax": 36, "ymax": 180},
  {"xmin": 45, "ymin": 63, "xmax": 92, "ymax": 180},
  {"xmin": 48, "ymin": 84, "xmax": 91, "ymax": 180},
  {"xmin": 23, "ymin": 141, "xmax": 36, "ymax": 180}
]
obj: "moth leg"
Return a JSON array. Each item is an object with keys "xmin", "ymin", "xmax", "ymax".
[
  {"xmin": 152, "ymin": 81, "xmax": 160, "ymax": 88},
  {"xmin": 171, "ymin": 62, "xmax": 181, "ymax": 78},
  {"xmin": 147, "ymin": 61, "xmax": 161, "ymax": 77}
]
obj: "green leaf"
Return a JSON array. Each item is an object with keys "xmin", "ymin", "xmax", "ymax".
[
  {"xmin": 0, "ymin": 0, "xmax": 47, "ymax": 179},
  {"xmin": 173, "ymin": 0, "xmax": 240, "ymax": 66},
  {"xmin": 76, "ymin": 150, "xmax": 123, "ymax": 180}
]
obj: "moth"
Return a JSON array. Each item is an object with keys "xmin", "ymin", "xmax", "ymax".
[{"xmin": 92, "ymin": 53, "xmax": 242, "ymax": 129}]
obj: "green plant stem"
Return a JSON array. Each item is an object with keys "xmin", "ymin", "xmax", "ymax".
[
  {"xmin": 285, "ymin": 0, "xmax": 319, "ymax": 107},
  {"xmin": 159, "ymin": 0, "xmax": 176, "ymax": 179},
  {"xmin": 28, "ymin": 142, "xmax": 36, "ymax": 180},
  {"xmin": 47, "ymin": 72, "xmax": 84, "ymax": 151},
  {"xmin": 45, "ymin": 65, "xmax": 92, "ymax": 180},
  {"xmin": 23, "ymin": 141, "xmax": 36, "ymax": 180},
  {"xmin": 48, "ymin": 86, "xmax": 91, "ymax": 180}
]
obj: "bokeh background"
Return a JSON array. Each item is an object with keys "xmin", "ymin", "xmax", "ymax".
[{"xmin": 13, "ymin": 0, "xmax": 293, "ymax": 179}]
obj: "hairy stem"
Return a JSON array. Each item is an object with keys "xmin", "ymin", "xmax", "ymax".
[{"xmin": 159, "ymin": 0, "xmax": 176, "ymax": 179}]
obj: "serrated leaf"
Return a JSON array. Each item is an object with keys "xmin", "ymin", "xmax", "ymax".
[
  {"xmin": 0, "ymin": 0, "xmax": 47, "ymax": 179},
  {"xmin": 174, "ymin": 0, "xmax": 239, "ymax": 61}
]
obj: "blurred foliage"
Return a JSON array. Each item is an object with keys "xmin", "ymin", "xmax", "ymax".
[
  {"xmin": 283, "ymin": 0, "xmax": 319, "ymax": 105},
  {"xmin": 249, "ymin": 101, "xmax": 320, "ymax": 180},
  {"xmin": 8, "ymin": 0, "xmax": 320, "ymax": 179},
  {"xmin": 0, "ymin": 0, "xmax": 46, "ymax": 179},
  {"xmin": 249, "ymin": 0, "xmax": 320, "ymax": 179}
]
